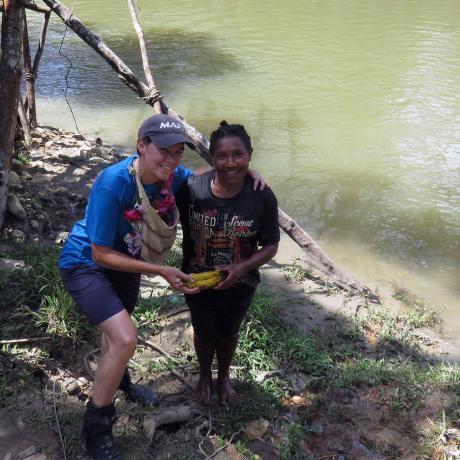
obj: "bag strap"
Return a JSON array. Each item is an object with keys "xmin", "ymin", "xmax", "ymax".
[{"xmin": 132, "ymin": 158, "xmax": 157, "ymax": 213}]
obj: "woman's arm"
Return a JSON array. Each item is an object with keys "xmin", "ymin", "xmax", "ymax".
[
  {"xmin": 248, "ymin": 168, "xmax": 268, "ymax": 191},
  {"xmin": 214, "ymin": 243, "xmax": 278, "ymax": 290},
  {"xmin": 92, "ymin": 244, "xmax": 198, "ymax": 294}
]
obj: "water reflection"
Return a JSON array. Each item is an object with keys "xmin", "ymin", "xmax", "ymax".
[{"xmin": 26, "ymin": 0, "xmax": 460, "ymax": 324}]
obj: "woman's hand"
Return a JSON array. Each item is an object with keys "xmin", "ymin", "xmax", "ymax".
[
  {"xmin": 248, "ymin": 168, "xmax": 268, "ymax": 191},
  {"xmin": 214, "ymin": 263, "xmax": 246, "ymax": 290},
  {"xmin": 161, "ymin": 266, "xmax": 199, "ymax": 294}
]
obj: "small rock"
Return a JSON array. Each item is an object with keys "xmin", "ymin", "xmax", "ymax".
[
  {"xmin": 88, "ymin": 156, "xmax": 106, "ymax": 164},
  {"xmin": 10, "ymin": 229, "xmax": 25, "ymax": 244},
  {"xmin": 17, "ymin": 446, "xmax": 38, "ymax": 459},
  {"xmin": 65, "ymin": 380, "xmax": 80, "ymax": 396},
  {"xmin": 44, "ymin": 140, "xmax": 54, "ymax": 149},
  {"xmin": 57, "ymin": 147, "xmax": 82, "ymax": 165},
  {"xmin": 2, "ymin": 453, "xmax": 13, "ymax": 460},
  {"xmin": 243, "ymin": 419, "xmax": 269, "ymax": 440},
  {"xmin": 30, "ymin": 220, "xmax": 40, "ymax": 229},
  {"xmin": 0, "ymin": 258, "xmax": 25, "ymax": 271},
  {"xmin": 29, "ymin": 160, "xmax": 65, "ymax": 174},
  {"xmin": 79, "ymin": 146, "xmax": 93, "ymax": 160},
  {"xmin": 76, "ymin": 377, "xmax": 91, "ymax": 388},
  {"xmin": 38, "ymin": 214, "xmax": 46, "ymax": 221},
  {"xmin": 7, "ymin": 194, "xmax": 27, "ymax": 221},
  {"xmin": 22, "ymin": 172, "xmax": 33, "ymax": 181},
  {"xmin": 8, "ymin": 170, "xmax": 21, "ymax": 187},
  {"xmin": 11, "ymin": 158, "xmax": 24, "ymax": 174},
  {"xmin": 72, "ymin": 167, "xmax": 87, "ymax": 176}
]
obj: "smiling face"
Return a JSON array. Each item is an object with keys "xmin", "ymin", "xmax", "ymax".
[
  {"xmin": 212, "ymin": 136, "xmax": 252, "ymax": 188},
  {"xmin": 137, "ymin": 138, "xmax": 184, "ymax": 184}
]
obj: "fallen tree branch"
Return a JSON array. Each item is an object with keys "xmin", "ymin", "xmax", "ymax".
[
  {"xmin": 165, "ymin": 307, "xmax": 189, "ymax": 318},
  {"xmin": 278, "ymin": 209, "xmax": 380, "ymax": 301},
  {"xmin": 143, "ymin": 404, "xmax": 199, "ymax": 441},
  {"xmin": 138, "ymin": 337, "xmax": 176, "ymax": 361},
  {"xmin": 41, "ymin": 0, "xmax": 378, "ymax": 299},
  {"xmin": 254, "ymin": 369, "xmax": 284, "ymax": 383},
  {"xmin": 138, "ymin": 337, "xmax": 194, "ymax": 390}
]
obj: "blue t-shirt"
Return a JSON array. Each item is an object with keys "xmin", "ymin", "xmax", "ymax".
[{"xmin": 59, "ymin": 155, "xmax": 192, "ymax": 268}]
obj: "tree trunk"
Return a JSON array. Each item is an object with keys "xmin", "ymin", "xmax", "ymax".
[{"xmin": 0, "ymin": 0, "xmax": 24, "ymax": 228}]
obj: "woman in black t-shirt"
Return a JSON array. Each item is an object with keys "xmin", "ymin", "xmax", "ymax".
[{"xmin": 176, "ymin": 121, "xmax": 280, "ymax": 404}]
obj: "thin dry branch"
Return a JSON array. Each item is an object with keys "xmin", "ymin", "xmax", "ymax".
[
  {"xmin": 0, "ymin": 336, "xmax": 50, "ymax": 345},
  {"xmin": 52, "ymin": 380, "xmax": 68, "ymax": 460},
  {"xmin": 138, "ymin": 337, "xmax": 194, "ymax": 390}
]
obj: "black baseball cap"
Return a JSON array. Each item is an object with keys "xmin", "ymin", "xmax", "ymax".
[{"xmin": 138, "ymin": 114, "xmax": 195, "ymax": 150}]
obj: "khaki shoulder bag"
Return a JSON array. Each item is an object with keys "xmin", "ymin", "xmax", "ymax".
[{"xmin": 132, "ymin": 160, "xmax": 178, "ymax": 265}]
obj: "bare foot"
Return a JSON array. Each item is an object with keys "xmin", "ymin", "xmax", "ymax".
[
  {"xmin": 218, "ymin": 375, "xmax": 236, "ymax": 405},
  {"xmin": 195, "ymin": 374, "xmax": 212, "ymax": 404}
]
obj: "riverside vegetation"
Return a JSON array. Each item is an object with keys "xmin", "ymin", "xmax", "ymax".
[{"xmin": 1, "ymin": 129, "xmax": 460, "ymax": 459}]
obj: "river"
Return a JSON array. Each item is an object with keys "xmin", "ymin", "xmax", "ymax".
[{"xmin": 28, "ymin": 0, "xmax": 460, "ymax": 330}]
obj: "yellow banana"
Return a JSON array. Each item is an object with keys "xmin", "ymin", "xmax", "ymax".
[{"xmin": 185, "ymin": 270, "xmax": 225, "ymax": 289}]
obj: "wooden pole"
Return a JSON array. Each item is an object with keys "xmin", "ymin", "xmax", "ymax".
[
  {"xmin": 40, "ymin": 0, "xmax": 378, "ymax": 299},
  {"xmin": 32, "ymin": 10, "xmax": 51, "ymax": 76},
  {"xmin": 17, "ymin": 92, "xmax": 33, "ymax": 145},
  {"xmin": 22, "ymin": 10, "xmax": 37, "ymax": 127},
  {"xmin": 126, "ymin": 0, "xmax": 161, "ymax": 114}
]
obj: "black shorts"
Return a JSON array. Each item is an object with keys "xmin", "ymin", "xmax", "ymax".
[
  {"xmin": 59, "ymin": 265, "xmax": 141, "ymax": 325},
  {"xmin": 185, "ymin": 284, "xmax": 256, "ymax": 341}
]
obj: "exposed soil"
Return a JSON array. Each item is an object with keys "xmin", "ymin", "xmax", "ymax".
[{"xmin": 1, "ymin": 127, "xmax": 459, "ymax": 460}]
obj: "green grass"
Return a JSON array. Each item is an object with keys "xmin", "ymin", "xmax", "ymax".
[
  {"xmin": 1, "ymin": 243, "xmax": 459, "ymax": 458},
  {"xmin": 0, "ymin": 243, "xmax": 93, "ymax": 341}
]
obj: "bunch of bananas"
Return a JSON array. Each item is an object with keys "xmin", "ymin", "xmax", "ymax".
[{"xmin": 185, "ymin": 270, "xmax": 226, "ymax": 290}]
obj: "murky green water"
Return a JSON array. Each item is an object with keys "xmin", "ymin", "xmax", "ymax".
[{"xmin": 29, "ymin": 1, "xmax": 460, "ymax": 325}]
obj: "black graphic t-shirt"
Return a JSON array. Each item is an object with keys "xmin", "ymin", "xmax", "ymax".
[{"xmin": 176, "ymin": 170, "xmax": 280, "ymax": 287}]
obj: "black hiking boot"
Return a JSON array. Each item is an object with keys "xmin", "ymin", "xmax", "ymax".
[
  {"xmin": 118, "ymin": 369, "xmax": 159, "ymax": 406},
  {"xmin": 83, "ymin": 400, "xmax": 124, "ymax": 460}
]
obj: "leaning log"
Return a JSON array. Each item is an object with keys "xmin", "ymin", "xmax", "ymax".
[{"xmin": 40, "ymin": 0, "xmax": 377, "ymax": 299}]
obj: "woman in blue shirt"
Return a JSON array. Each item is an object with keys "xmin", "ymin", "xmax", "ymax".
[{"xmin": 59, "ymin": 114, "xmax": 199, "ymax": 460}]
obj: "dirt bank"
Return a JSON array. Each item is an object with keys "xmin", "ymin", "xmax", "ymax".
[{"xmin": 1, "ymin": 127, "xmax": 460, "ymax": 460}]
